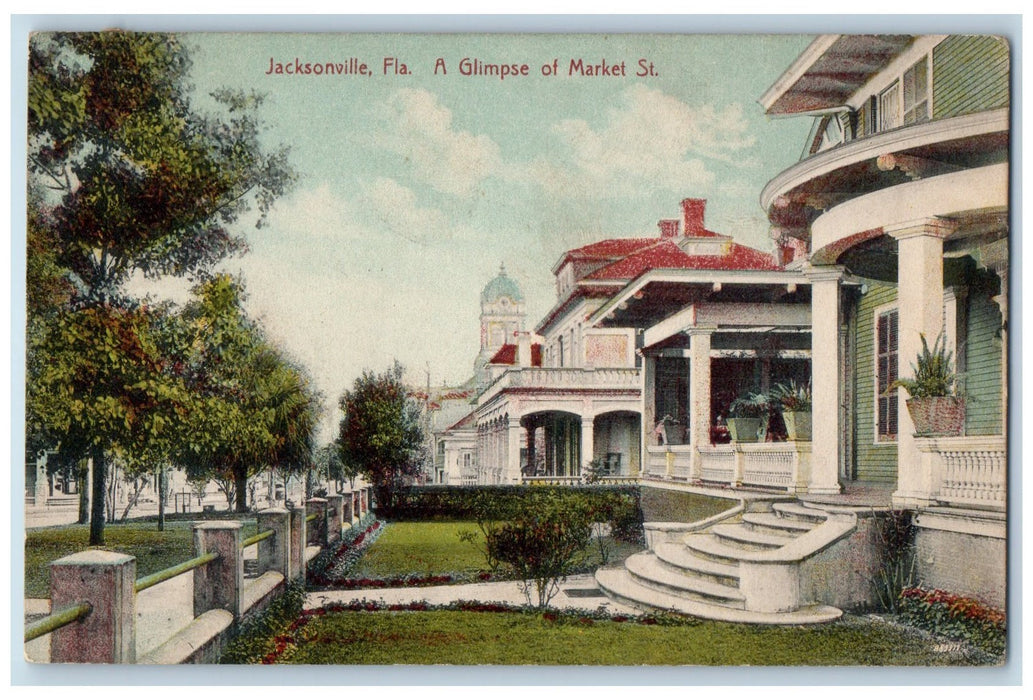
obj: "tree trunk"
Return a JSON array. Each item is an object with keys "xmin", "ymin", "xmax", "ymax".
[
  {"xmin": 77, "ymin": 461, "xmax": 89, "ymax": 525},
  {"xmin": 89, "ymin": 447, "xmax": 106, "ymax": 546},
  {"xmin": 234, "ymin": 465, "xmax": 248, "ymax": 513},
  {"xmin": 157, "ymin": 464, "xmax": 165, "ymax": 531}
]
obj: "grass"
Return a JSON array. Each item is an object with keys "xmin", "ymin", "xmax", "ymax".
[
  {"xmin": 277, "ymin": 609, "xmax": 991, "ymax": 665},
  {"xmin": 346, "ymin": 521, "xmax": 643, "ymax": 581},
  {"xmin": 25, "ymin": 518, "xmax": 257, "ymax": 599},
  {"xmin": 639, "ymin": 487, "xmax": 735, "ymax": 523}
]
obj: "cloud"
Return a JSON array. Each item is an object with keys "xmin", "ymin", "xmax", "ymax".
[
  {"xmin": 522, "ymin": 85, "xmax": 756, "ymax": 199},
  {"xmin": 358, "ymin": 177, "xmax": 454, "ymax": 244},
  {"xmin": 264, "ymin": 184, "xmax": 363, "ymax": 240},
  {"xmin": 378, "ymin": 88, "xmax": 502, "ymax": 197}
]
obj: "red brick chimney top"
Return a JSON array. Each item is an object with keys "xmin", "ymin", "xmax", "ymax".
[
  {"xmin": 681, "ymin": 198, "xmax": 707, "ymax": 236},
  {"xmin": 657, "ymin": 219, "xmax": 680, "ymax": 238}
]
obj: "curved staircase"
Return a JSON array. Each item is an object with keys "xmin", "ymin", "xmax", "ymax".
[{"xmin": 596, "ymin": 500, "xmax": 855, "ymax": 624}]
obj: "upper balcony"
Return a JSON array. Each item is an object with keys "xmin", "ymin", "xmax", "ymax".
[
  {"xmin": 478, "ymin": 366, "xmax": 641, "ymax": 406},
  {"xmin": 761, "ymin": 109, "xmax": 1010, "ymax": 239}
]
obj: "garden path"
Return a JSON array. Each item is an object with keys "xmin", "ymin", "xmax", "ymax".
[{"xmin": 306, "ymin": 573, "xmax": 640, "ymax": 614}]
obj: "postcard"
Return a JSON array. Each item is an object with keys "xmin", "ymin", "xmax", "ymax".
[{"xmin": 20, "ymin": 27, "xmax": 1011, "ymax": 673}]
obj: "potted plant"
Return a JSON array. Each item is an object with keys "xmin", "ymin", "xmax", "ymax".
[
  {"xmin": 890, "ymin": 333, "xmax": 965, "ymax": 437},
  {"xmin": 772, "ymin": 380, "xmax": 812, "ymax": 441},
  {"xmin": 727, "ymin": 392, "xmax": 769, "ymax": 443}
]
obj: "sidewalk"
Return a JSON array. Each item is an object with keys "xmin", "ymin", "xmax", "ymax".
[{"xmin": 306, "ymin": 573, "xmax": 640, "ymax": 615}]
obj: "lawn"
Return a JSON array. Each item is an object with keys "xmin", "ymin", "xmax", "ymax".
[
  {"xmin": 275, "ymin": 609, "xmax": 991, "ymax": 665},
  {"xmin": 345, "ymin": 521, "xmax": 642, "ymax": 581},
  {"xmin": 25, "ymin": 518, "xmax": 257, "ymax": 599}
]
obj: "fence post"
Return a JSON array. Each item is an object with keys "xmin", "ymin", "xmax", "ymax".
[
  {"xmin": 352, "ymin": 491, "xmax": 361, "ymax": 523},
  {"xmin": 257, "ymin": 508, "xmax": 290, "ymax": 578},
  {"xmin": 193, "ymin": 521, "xmax": 242, "ymax": 620},
  {"xmin": 306, "ymin": 497, "xmax": 329, "ymax": 547},
  {"xmin": 360, "ymin": 488, "xmax": 369, "ymax": 516},
  {"xmin": 327, "ymin": 495, "xmax": 344, "ymax": 544},
  {"xmin": 340, "ymin": 489, "xmax": 354, "ymax": 527},
  {"xmin": 289, "ymin": 505, "xmax": 307, "ymax": 582},
  {"xmin": 49, "ymin": 550, "xmax": 136, "ymax": 663}
]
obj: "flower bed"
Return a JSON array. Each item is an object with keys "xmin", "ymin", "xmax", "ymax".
[
  {"xmin": 898, "ymin": 586, "xmax": 1006, "ymax": 658},
  {"xmin": 306, "ymin": 519, "xmax": 385, "ymax": 587}
]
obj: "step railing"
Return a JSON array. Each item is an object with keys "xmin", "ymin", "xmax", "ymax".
[
  {"xmin": 917, "ymin": 435, "xmax": 1007, "ymax": 510},
  {"xmin": 26, "ymin": 485, "xmax": 376, "ymax": 663}
]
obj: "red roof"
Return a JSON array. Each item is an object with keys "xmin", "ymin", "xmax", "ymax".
[
  {"xmin": 585, "ymin": 239, "xmax": 780, "ymax": 280},
  {"xmin": 488, "ymin": 343, "xmax": 543, "ymax": 366},
  {"xmin": 445, "ymin": 410, "xmax": 477, "ymax": 432}
]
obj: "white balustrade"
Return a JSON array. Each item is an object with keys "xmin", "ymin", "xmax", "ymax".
[{"xmin": 918, "ymin": 436, "xmax": 1007, "ymax": 510}]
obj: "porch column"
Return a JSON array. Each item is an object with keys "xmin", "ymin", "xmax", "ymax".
[
  {"xmin": 506, "ymin": 418, "xmax": 523, "ymax": 483},
  {"xmin": 888, "ymin": 218, "xmax": 953, "ymax": 507},
  {"xmin": 525, "ymin": 423, "xmax": 536, "ymax": 476},
  {"xmin": 580, "ymin": 415, "xmax": 595, "ymax": 478},
  {"xmin": 805, "ymin": 265, "xmax": 844, "ymax": 495},
  {"xmin": 642, "ymin": 353, "xmax": 656, "ymax": 462},
  {"xmin": 688, "ymin": 326, "xmax": 715, "ymax": 481},
  {"xmin": 981, "ymin": 238, "xmax": 1008, "ymax": 439}
]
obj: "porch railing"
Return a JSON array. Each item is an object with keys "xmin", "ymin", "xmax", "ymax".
[
  {"xmin": 918, "ymin": 436, "xmax": 1007, "ymax": 510},
  {"xmin": 644, "ymin": 442, "xmax": 811, "ymax": 494}
]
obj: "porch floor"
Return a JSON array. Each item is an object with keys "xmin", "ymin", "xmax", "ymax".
[{"xmin": 801, "ymin": 482, "xmax": 895, "ymax": 509}]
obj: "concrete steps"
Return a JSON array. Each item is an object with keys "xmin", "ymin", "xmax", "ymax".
[
  {"xmin": 596, "ymin": 498, "xmax": 853, "ymax": 625},
  {"xmin": 595, "ymin": 567, "xmax": 843, "ymax": 625}
]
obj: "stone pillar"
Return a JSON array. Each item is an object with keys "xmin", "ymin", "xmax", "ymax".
[
  {"xmin": 805, "ymin": 265, "xmax": 845, "ymax": 495},
  {"xmin": 507, "ymin": 418, "xmax": 524, "ymax": 483},
  {"xmin": 889, "ymin": 218, "xmax": 953, "ymax": 507},
  {"xmin": 306, "ymin": 497, "xmax": 329, "ymax": 546},
  {"xmin": 289, "ymin": 505, "xmax": 307, "ymax": 582},
  {"xmin": 341, "ymin": 489, "xmax": 354, "ymax": 526},
  {"xmin": 352, "ymin": 491, "xmax": 361, "ymax": 522},
  {"xmin": 257, "ymin": 508, "xmax": 290, "ymax": 578},
  {"xmin": 193, "ymin": 521, "xmax": 243, "ymax": 620},
  {"xmin": 327, "ymin": 495, "xmax": 345, "ymax": 544},
  {"xmin": 360, "ymin": 488, "xmax": 369, "ymax": 516},
  {"xmin": 580, "ymin": 416, "xmax": 595, "ymax": 480},
  {"xmin": 526, "ymin": 423, "xmax": 536, "ymax": 477},
  {"xmin": 50, "ymin": 550, "xmax": 136, "ymax": 663},
  {"xmin": 688, "ymin": 327, "xmax": 715, "ymax": 481}
]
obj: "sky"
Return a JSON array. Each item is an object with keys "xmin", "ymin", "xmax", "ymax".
[{"xmin": 121, "ymin": 32, "xmax": 818, "ymax": 440}]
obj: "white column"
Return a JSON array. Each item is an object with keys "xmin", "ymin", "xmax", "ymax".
[
  {"xmin": 688, "ymin": 327, "xmax": 715, "ymax": 481},
  {"xmin": 580, "ymin": 416, "xmax": 595, "ymax": 478},
  {"xmin": 888, "ymin": 218, "xmax": 953, "ymax": 507},
  {"xmin": 641, "ymin": 353, "xmax": 656, "ymax": 460},
  {"xmin": 805, "ymin": 265, "xmax": 844, "ymax": 495},
  {"xmin": 507, "ymin": 418, "xmax": 523, "ymax": 483}
]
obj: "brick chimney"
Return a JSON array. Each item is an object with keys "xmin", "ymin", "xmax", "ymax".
[
  {"xmin": 657, "ymin": 219, "xmax": 680, "ymax": 238},
  {"xmin": 681, "ymin": 198, "xmax": 707, "ymax": 236}
]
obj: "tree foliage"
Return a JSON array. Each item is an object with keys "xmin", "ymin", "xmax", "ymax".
[
  {"xmin": 25, "ymin": 31, "xmax": 296, "ymax": 542},
  {"xmin": 337, "ymin": 362, "xmax": 425, "ymax": 510},
  {"xmin": 176, "ymin": 275, "xmax": 321, "ymax": 512}
]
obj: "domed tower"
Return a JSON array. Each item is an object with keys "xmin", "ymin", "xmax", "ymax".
[{"xmin": 473, "ymin": 264, "xmax": 526, "ymax": 386}]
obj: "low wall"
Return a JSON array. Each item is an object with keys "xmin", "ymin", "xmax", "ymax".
[
  {"xmin": 799, "ymin": 509, "xmax": 891, "ymax": 611},
  {"xmin": 913, "ymin": 509, "xmax": 1006, "ymax": 609}
]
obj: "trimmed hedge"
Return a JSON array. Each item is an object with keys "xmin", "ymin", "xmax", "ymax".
[{"xmin": 376, "ymin": 485, "xmax": 644, "ymax": 544}]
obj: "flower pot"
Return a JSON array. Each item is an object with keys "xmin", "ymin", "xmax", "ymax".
[
  {"xmin": 727, "ymin": 417, "xmax": 762, "ymax": 443},
  {"xmin": 782, "ymin": 411, "xmax": 812, "ymax": 441},
  {"xmin": 905, "ymin": 396, "xmax": 965, "ymax": 437}
]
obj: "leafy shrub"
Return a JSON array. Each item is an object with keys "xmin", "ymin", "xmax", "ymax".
[
  {"xmin": 462, "ymin": 490, "xmax": 594, "ymax": 608},
  {"xmin": 872, "ymin": 510, "xmax": 916, "ymax": 613},
  {"xmin": 770, "ymin": 380, "xmax": 812, "ymax": 412},
  {"xmin": 898, "ymin": 586, "xmax": 1006, "ymax": 659},
  {"xmin": 220, "ymin": 578, "xmax": 306, "ymax": 664},
  {"xmin": 728, "ymin": 392, "xmax": 770, "ymax": 418}
]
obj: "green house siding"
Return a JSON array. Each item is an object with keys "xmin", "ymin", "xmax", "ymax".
[
  {"xmin": 963, "ymin": 284, "xmax": 1004, "ymax": 435},
  {"xmin": 852, "ymin": 282, "xmax": 898, "ymax": 483},
  {"xmin": 933, "ymin": 36, "xmax": 1010, "ymax": 120}
]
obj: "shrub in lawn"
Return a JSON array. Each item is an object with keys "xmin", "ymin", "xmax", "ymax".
[
  {"xmin": 220, "ymin": 578, "xmax": 306, "ymax": 664},
  {"xmin": 898, "ymin": 586, "xmax": 1006, "ymax": 659},
  {"xmin": 463, "ymin": 490, "xmax": 594, "ymax": 608}
]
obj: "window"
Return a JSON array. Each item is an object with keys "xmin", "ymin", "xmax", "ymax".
[
  {"xmin": 878, "ymin": 80, "xmax": 901, "ymax": 131},
  {"xmin": 903, "ymin": 57, "xmax": 930, "ymax": 125},
  {"xmin": 876, "ymin": 309, "xmax": 899, "ymax": 441}
]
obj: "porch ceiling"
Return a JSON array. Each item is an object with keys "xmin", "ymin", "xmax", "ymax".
[{"xmin": 599, "ymin": 280, "xmax": 810, "ymax": 329}]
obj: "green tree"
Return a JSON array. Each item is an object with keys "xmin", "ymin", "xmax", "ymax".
[
  {"xmin": 177, "ymin": 275, "xmax": 320, "ymax": 513},
  {"xmin": 337, "ymin": 362, "xmax": 425, "ymax": 511},
  {"xmin": 26, "ymin": 31, "xmax": 294, "ymax": 543}
]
